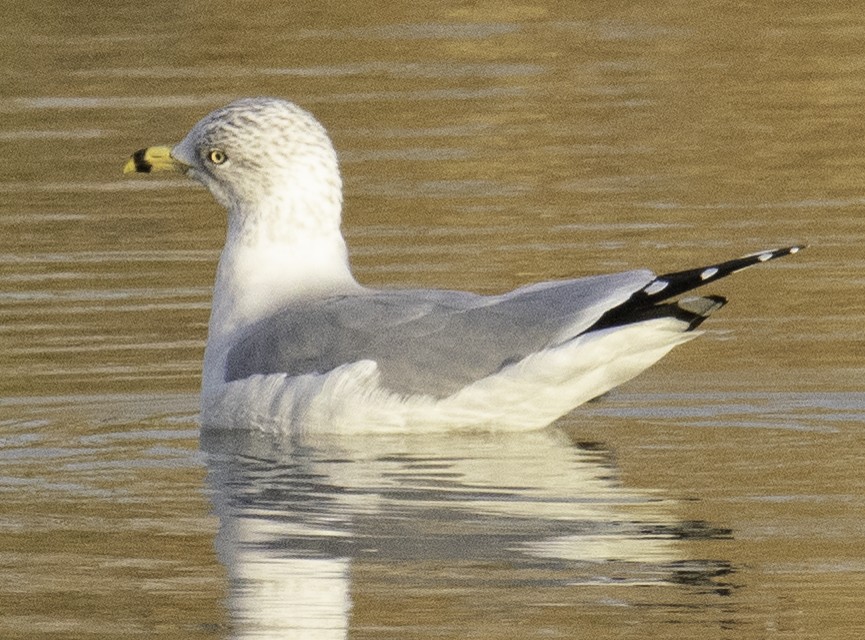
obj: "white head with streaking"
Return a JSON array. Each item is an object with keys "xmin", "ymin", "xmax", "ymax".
[
  {"xmin": 125, "ymin": 97, "xmax": 804, "ymax": 434},
  {"xmin": 174, "ymin": 98, "xmax": 343, "ymax": 235}
]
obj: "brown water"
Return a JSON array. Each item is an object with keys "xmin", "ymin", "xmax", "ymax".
[{"xmin": 2, "ymin": 1, "xmax": 864, "ymax": 638}]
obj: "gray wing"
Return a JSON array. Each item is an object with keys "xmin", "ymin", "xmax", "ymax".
[{"xmin": 224, "ymin": 270, "xmax": 655, "ymax": 397}]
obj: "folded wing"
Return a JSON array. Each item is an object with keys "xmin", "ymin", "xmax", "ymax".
[{"xmin": 224, "ymin": 270, "xmax": 654, "ymax": 396}]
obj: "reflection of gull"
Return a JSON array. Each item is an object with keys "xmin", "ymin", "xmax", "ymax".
[
  {"xmin": 203, "ymin": 429, "xmax": 692, "ymax": 638},
  {"xmin": 125, "ymin": 97, "xmax": 802, "ymax": 432}
]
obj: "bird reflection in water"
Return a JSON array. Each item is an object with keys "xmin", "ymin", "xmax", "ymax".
[{"xmin": 202, "ymin": 428, "xmax": 733, "ymax": 638}]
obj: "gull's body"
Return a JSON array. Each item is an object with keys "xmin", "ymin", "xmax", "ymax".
[{"xmin": 125, "ymin": 97, "xmax": 802, "ymax": 433}]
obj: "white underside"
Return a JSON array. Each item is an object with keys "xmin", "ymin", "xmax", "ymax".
[{"xmin": 200, "ymin": 318, "xmax": 698, "ymax": 434}]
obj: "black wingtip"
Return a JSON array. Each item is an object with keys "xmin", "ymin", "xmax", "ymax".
[
  {"xmin": 641, "ymin": 245, "xmax": 805, "ymax": 303},
  {"xmin": 589, "ymin": 294, "xmax": 727, "ymax": 333},
  {"xmin": 584, "ymin": 246, "xmax": 803, "ymax": 335}
]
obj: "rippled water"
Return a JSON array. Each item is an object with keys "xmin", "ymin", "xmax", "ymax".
[{"xmin": 2, "ymin": 1, "xmax": 864, "ymax": 638}]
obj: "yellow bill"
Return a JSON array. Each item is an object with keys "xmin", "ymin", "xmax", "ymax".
[{"xmin": 123, "ymin": 146, "xmax": 187, "ymax": 174}]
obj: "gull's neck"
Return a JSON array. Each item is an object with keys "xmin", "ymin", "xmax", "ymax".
[{"xmin": 203, "ymin": 193, "xmax": 360, "ymax": 382}]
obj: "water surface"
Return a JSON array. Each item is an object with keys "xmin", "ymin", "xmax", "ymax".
[{"xmin": 2, "ymin": 0, "xmax": 864, "ymax": 638}]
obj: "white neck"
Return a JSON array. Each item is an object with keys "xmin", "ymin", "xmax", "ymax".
[{"xmin": 202, "ymin": 195, "xmax": 360, "ymax": 393}]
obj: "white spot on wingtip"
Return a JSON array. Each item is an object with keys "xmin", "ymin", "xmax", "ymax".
[
  {"xmin": 790, "ymin": 246, "xmax": 800, "ymax": 254},
  {"xmin": 700, "ymin": 267, "xmax": 719, "ymax": 280},
  {"xmin": 644, "ymin": 280, "xmax": 669, "ymax": 295}
]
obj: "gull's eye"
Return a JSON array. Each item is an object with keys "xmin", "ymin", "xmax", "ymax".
[{"xmin": 208, "ymin": 149, "xmax": 228, "ymax": 165}]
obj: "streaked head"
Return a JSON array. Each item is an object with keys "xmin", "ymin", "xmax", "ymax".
[{"xmin": 124, "ymin": 97, "xmax": 342, "ymax": 221}]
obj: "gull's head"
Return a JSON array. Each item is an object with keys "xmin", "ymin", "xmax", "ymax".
[{"xmin": 124, "ymin": 97, "xmax": 343, "ymax": 231}]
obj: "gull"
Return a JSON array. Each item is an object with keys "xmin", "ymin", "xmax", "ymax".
[{"xmin": 124, "ymin": 97, "xmax": 803, "ymax": 433}]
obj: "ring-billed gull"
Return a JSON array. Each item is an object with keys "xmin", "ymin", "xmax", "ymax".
[{"xmin": 123, "ymin": 97, "xmax": 803, "ymax": 433}]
